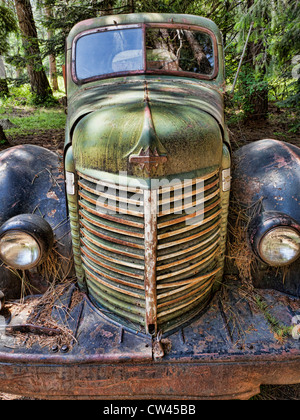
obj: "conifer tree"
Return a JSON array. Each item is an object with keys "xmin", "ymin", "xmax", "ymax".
[
  {"xmin": 14, "ymin": 0, "xmax": 52, "ymax": 101},
  {"xmin": 0, "ymin": 3, "xmax": 18, "ymax": 96}
]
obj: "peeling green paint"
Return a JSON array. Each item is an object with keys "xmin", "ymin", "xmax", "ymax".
[{"xmin": 71, "ymin": 79, "xmax": 224, "ymax": 178}]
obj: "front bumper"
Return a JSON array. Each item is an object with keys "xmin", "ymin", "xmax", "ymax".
[{"xmin": 0, "ymin": 280, "xmax": 299, "ymax": 400}]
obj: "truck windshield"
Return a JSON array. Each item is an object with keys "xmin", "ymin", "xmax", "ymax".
[
  {"xmin": 74, "ymin": 25, "xmax": 216, "ymax": 81},
  {"xmin": 75, "ymin": 27, "xmax": 144, "ymax": 80},
  {"xmin": 146, "ymin": 28, "xmax": 214, "ymax": 75}
]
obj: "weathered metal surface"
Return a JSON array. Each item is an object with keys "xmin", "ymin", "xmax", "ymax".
[
  {"xmin": 129, "ymin": 147, "xmax": 168, "ymax": 175},
  {"xmin": 75, "ymin": 167, "xmax": 226, "ymax": 335},
  {"xmin": 65, "ymin": 15, "xmax": 227, "ymax": 333},
  {"xmin": 70, "ymin": 80, "xmax": 224, "ymax": 178},
  {"xmin": 65, "ymin": 10, "xmax": 230, "ymax": 334},
  {"xmin": 232, "ymin": 139, "xmax": 300, "ymax": 218},
  {"xmin": 144, "ymin": 189, "xmax": 158, "ymax": 335},
  {"xmin": 19, "ymin": 13, "xmax": 292, "ymax": 399},
  {"xmin": 0, "ymin": 282, "xmax": 299, "ymax": 399},
  {"xmin": 232, "ymin": 139, "xmax": 300, "ymax": 296},
  {"xmin": 0, "ymin": 145, "xmax": 65, "ymax": 227},
  {"xmin": 0, "ymin": 12, "xmax": 299, "ymax": 401},
  {"xmin": 0, "ymin": 145, "xmax": 73, "ymax": 298},
  {"xmin": 3, "ymin": 324, "xmax": 62, "ymax": 336}
]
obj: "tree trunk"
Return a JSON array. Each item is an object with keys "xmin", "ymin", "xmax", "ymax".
[
  {"xmin": 0, "ymin": 56, "xmax": 9, "ymax": 97},
  {"xmin": 129, "ymin": 0, "xmax": 135, "ymax": 13},
  {"xmin": 245, "ymin": 37, "xmax": 268, "ymax": 120},
  {"xmin": 49, "ymin": 54, "xmax": 58, "ymax": 91},
  {"xmin": 14, "ymin": 0, "xmax": 52, "ymax": 100},
  {"xmin": 184, "ymin": 30, "xmax": 212, "ymax": 74},
  {"xmin": 0, "ymin": 125, "xmax": 8, "ymax": 144},
  {"xmin": 45, "ymin": 7, "xmax": 58, "ymax": 91},
  {"xmin": 244, "ymin": 0, "xmax": 268, "ymax": 120}
]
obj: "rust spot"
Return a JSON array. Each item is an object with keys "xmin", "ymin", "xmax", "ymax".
[
  {"xmin": 130, "ymin": 147, "xmax": 167, "ymax": 174},
  {"xmin": 272, "ymin": 139, "xmax": 300, "ymax": 164},
  {"xmin": 101, "ymin": 330, "xmax": 114, "ymax": 339},
  {"xmin": 47, "ymin": 209, "xmax": 57, "ymax": 218},
  {"xmin": 46, "ymin": 191, "xmax": 59, "ymax": 201},
  {"xmin": 273, "ymin": 154, "xmax": 290, "ymax": 169},
  {"xmin": 0, "ymin": 146, "xmax": 26, "ymax": 162}
]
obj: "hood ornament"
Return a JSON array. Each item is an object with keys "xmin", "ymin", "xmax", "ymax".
[
  {"xmin": 129, "ymin": 147, "xmax": 167, "ymax": 174},
  {"xmin": 129, "ymin": 82, "xmax": 168, "ymax": 176}
]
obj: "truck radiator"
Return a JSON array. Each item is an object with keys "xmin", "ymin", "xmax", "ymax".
[{"xmin": 77, "ymin": 169, "xmax": 222, "ymax": 335}]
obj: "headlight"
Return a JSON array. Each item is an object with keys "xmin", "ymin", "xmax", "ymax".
[
  {"xmin": 248, "ymin": 211, "xmax": 300, "ymax": 267},
  {"xmin": 0, "ymin": 231, "xmax": 41, "ymax": 270},
  {"xmin": 0, "ymin": 214, "xmax": 53, "ymax": 270},
  {"xmin": 259, "ymin": 227, "xmax": 300, "ymax": 267}
]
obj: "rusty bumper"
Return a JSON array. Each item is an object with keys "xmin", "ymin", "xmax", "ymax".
[{"xmin": 0, "ymin": 282, "xmax": 299, "ymax": 400}]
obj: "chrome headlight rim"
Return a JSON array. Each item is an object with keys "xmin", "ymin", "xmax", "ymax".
[
  {"xmin": 0, "ymin": 214, "xmax": 54, "ymax": 270},
  {"xmin": 248, "ymin": 211, "xmax": 300, "ymax": 267},
  {"xmin": 258, "ymin": 225, "xmax": 300, "ymax": 267},
  {"xmin": 0, "ymin": 230, "xmax": 42, "ymax": 270}
]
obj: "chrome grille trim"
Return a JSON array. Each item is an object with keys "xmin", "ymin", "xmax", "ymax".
[
  {"xmin": 157, "ymin": 219, "xmax": 221, "ymax": 249},
  {"xmin": 79, "ymin": 209, "xmax": 144, "ymax": 238},
  {"xmin": 80, "ymin": 228, "xmax": 144, "ymax": 260}
]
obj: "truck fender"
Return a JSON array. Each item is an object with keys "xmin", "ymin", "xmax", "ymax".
[
  {"xmin": 231, "ymin": 139, "xmax": 300, "ymax": 296},
  {"xmin": 0, "ymin": 145, "xmax": 73, "ymax": 299}
]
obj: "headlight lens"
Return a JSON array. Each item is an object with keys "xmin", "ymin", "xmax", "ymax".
[
  {"xmin": 259, "ymin": 227, "xmax": 300, "ymax": 266},
  {"xmin": 0, "ymin": 230, "xmax": 41, "ymax": 269}
]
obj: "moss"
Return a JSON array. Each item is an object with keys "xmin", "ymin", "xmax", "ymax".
[{"xmin": 255, "ymin": 295, "xmax": 293, "ymax": 341}]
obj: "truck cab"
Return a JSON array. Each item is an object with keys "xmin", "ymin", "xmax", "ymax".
[{"xmin": 64, "ymin": 13, "xmax": 230, "ymax": 337}]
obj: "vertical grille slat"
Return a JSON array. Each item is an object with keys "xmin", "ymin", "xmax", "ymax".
[{"xmin": 77, "ymin": 169, "xmax": 222, "ymax": 335}]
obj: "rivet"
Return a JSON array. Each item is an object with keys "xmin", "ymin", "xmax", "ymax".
[
  {"xmin": 61, "ymin": 345, "xmax": 69, "ymax": 353},
  {"xmin": 51, "ymin": 344, "xmax": 59, "ymax": 353}
]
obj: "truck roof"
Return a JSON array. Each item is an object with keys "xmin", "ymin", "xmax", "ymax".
[{"xmin": 66, "ymin": 13, "xmax": 223, "ymax": 49}]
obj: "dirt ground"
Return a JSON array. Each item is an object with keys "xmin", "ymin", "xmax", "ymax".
[
  {"xmin": 228, "ymin": 118, "xmax": 300, "ymax": 151},
  {"xmin": 2, "ymin": 117, "xmax": 300, "ymax": 155},
  {"xmin": 0, "ymin": 128, "xmax": 65, "ymax": 155},
  {"xmin": 0, "ymin": 108, "xmax": 299, "ymax": 400}
]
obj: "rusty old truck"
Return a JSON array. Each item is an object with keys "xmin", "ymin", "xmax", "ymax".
[{"xmin": 0, "ymin": 13, "xmax": 299, "ymax": 400}]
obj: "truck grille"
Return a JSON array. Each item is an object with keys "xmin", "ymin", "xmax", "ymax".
[{"xmin": 77, "ymin": 169, "xmax": 221, "ymax": 335}]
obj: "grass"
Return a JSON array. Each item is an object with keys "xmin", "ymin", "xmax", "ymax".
[
  {"xmin": 0, "ymin": 78, "xmax": 67, "ymax": 139},
  {"xmin": 4, "ymin": 108, "xmax": 66, "ymax": 138}
]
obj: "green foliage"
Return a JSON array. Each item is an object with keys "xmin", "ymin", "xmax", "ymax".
[
  {"xmin": 255, "ymin": 295, "xmax": 293, "ymax": 340},
  {"xmin": 0, "ymin": 82, "xmax": 59, "ymax": 108},
  {"xmin": 2, "ymin": 107, "xmax": 66, "ymax": 138},
  {"xmin": 29, "ymin": 90, "xmax": 58, "ymax": 107},
  {"xmin": 39, "ymin": 0, "xmax": 128, "ymax": 56},
  {"xmin": 0, "ymin": 5, "xmax": 18, "ymax": 54},
  {"xmin": 0, "ymin": 0, "xmax": 298, "ymax": 120},
  {"xmin": 0, "ymin": 83, "xmax": 32, "ymax": 106},
  {"xmin": 134, "ymin": 0, "xmax": 194, "ymax": 13}
]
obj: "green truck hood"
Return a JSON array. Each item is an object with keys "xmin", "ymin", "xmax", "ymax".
[{"xmin": 69, "ymin": 77, "xmax": 224, "ymax": 178}]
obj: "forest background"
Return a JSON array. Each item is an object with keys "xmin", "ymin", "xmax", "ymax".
[
  {"xmin": 0, "ymin": 0, "xmax": 299, "ymax": 139},
  {"xmin": 0, "ymin": 0, "xmax": 299, "ymax": 400}
]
